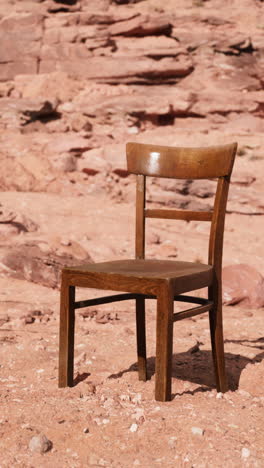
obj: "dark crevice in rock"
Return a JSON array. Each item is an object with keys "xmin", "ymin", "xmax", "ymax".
[
  {"xmin": 112, "ymin": 0, "xmax": 144, "ymax": 3},
  {"xmin": 22, "ymin": 111, "xmax": 62, "ymax": 126},
  {"xmin": 48, "ymin": 7, "xmax": 72, "ymax": 12},
  {"xmin": 53, "ymin": 0, "xmax": 78, "ymax": 4}
]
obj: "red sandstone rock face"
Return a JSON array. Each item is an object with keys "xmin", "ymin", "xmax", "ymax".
[{"xmin": 0, "ymin": 1, "xmax": 264, "ymax": 466}]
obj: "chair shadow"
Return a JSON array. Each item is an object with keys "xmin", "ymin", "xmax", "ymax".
[
  {"xmin": 73, "ymin": 372, "xmax": 90, "ymax": 386},
  {"xmin": 108, "ymin": 337, "xmax": 264, "ymax": 396}
]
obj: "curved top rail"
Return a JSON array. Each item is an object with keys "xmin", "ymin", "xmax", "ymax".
[{"xmin": 126, "ymin": 142, "xmax": 237, "ymax": 179}]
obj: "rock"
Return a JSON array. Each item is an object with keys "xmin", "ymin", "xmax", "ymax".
[
  {"xmin": 108, "ymin": 14, "xmax": 172, "ymax": 37},
  {"xmin": 0, "ymin": 241, "xmax": 92, "ymax": 288},
  {"xmin": 113, "ymin": 36, "xmax": 185, "ymax": 57},
  {"xmin": 0, "ymin": 314, "xmax": 9, "ymax": 326},
  {"xmin": 0, "ymin": 14, "xmax": 43, "ymax": 80},
  {"xmin": 191, "ymin": 427, "xmax": 204, "ymax": 436},
  {"xmin": 168, "ymin": 436, "xmax": 177, "ymax": 449},
  {"xmin": 0, "ymin": 155, "xmax": 36, "ymax": 192},
  {"xmin": 222, "ymin": 264, "xmax": 264, "ymax": 308},
  {"xmin": 22, "ymin": 314, "xmax": 35, "ymax": 325},
  {"xmin": 47, "ymin": 0, "xmax": 81, "ymax": 13},
  {"xmin": 14, "ymin": 72, "xmax": 85, "ymax": 102},
  {"xmin": 130, "ymin": 423, "xmax": 138, "ymax": 432},
  {"xmin": 241, "ymin": 448, "xmax": 250, "ymax": 459},
  {"xmin": 50, "ymin": 153, "xmax": 77, "ymax": 172},
  {"xmin": 29, "ymin": 434, "xmax": 52, "ymax": 453},
  {"xmin": 95, "ymin": 311, "xmax": 119, "ymax": 324},
  {"xmin": 0, "ymin": 204, "xmax": 38, "ymax": 234},
  {"xmin": 44, "ymin": 133, "xmax": 92, "ymax": 155},
  {"xmin": 214, "ymin": 36, "xmax": 255, "ymax": 55},
  {"xmin": 0, "ymin": 98, "xmax": 58, "ymax": 129},
  {"xmin": 40, "ymin": 55, "xmax": 193, "ymax": 84}
]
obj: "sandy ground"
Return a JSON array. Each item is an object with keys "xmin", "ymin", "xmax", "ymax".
[{"xmin": 0, "ymin": 191, "xmax": 264, "ymax": 467}]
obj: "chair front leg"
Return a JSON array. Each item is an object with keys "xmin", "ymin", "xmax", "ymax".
[
  {"xmin": 59, "ymin": 277, "xmax": 75, "ymax": 388},
  {"xmin": 209, "ymin": 284, "xmax": 228, "ymax": 393},
  {"xmin": 155, "ymin": 282, "xmax": 174, "ymax": 402},
  {"xmin": 136, "ymin": 296, "xmax": 147, "ymax": 381}
]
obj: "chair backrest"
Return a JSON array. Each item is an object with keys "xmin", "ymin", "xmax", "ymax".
[{"xmin": 126, "ymin": 142, "xmax": 237, "ymax": 274}]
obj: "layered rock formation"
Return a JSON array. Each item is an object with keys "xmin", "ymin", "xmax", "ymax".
[{"xmin": 0, "ymin": 0, "xmax": 263, "ymax": 292}]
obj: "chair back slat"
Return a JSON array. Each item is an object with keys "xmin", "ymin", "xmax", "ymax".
[
  {"xmin": 130, "ymin": 142, "xmax": 237, "ymax": 267},
  {"xmin": 145, "ymin": 208, "xmax": 212, "ymax": 222},
  {"xmin": 127, "ymin": 142, "xmax": 237, "ymax": 179}
]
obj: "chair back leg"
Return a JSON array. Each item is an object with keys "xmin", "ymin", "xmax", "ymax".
[
  {"xmin": 135, "ymin": 296, "xmax": 147, "ymax": 381},
  {"xmin": 209, "ymin": 284, "xmax": 228, "ymax": 392},
  {"xmin": 155, "ymin": 283, "xmax": 174, "ymax": 401},
  {"xmin": 59, "ymin": 281, "xmax": 75, "ymax": 387}
]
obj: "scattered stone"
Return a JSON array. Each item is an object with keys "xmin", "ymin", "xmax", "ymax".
[
  {"xmin": 83, "ymin": 427, "xmax": 90, "ymax": 433},
  {"xmin": 85, "ymin": 381, "xmax": 97, "ymax": 394},
  {"xmin": 131, "ymin": 393, "xmax": 142, "ymax": 404},
  {"xmin": 120, "ymin": 394, "xmax": 131, "ymax": 402},
  {"xmin": 23, "ymin": 314, "xmax": 35, "ymax": 325},
  {"xmin": 191, "ymin": 427, "xmax": 204, "ymax": 436},
  {"xmin": 168, "ymin": 436, "xmax": 177, "ymax": 449},
  {"xmin": 95, "ymin": 311, "xmax": 119, "ymax": 324},
  {"xmin": 0, "ymin": 314, "xmax": 9, "ymax": 326},
  {"xmin": 29, "ymin": 434, "xmax": 52, "ymax": 454},
  {"xmin": 241, "ymin": 448, "xmax": 250, "ymax": 459},
  {"xmin": 130, "ymin": 423, "xmax": 138, "ymax": 433}
]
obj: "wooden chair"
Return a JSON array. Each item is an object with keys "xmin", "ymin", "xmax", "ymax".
[{"xmin": 59, "ymin": 141, "xmax": 237, "ymax": 401}]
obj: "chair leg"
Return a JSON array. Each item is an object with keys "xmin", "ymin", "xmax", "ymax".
[
  {"xmin": 209, "ymin": 292, "xmax": 228, "ymax": 393},
  {"xmin": 135, "ymin": 296, "xmax": 147, "ymax": 381},
  {"xmin": 155, "ymin": 283, "xmax": 174, "ymax": 402},
  {"xmin": 58, "ymin": 278, "xmax": 75, "ymax": 388}
]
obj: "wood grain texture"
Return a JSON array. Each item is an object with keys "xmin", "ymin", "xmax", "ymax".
[
  {"xmin": 209, "ymin": 282, "xmax": 228, "ymax": 392},
  {"xmin": 173, "ymin": 301, "xmax": 213, "ymax": 322},
  {"xmin": 155, "ymin": 281, "xmax": 174, "ymax": 401},
  {"xmin": 145, "ymin": 208, "xmax": 212, "ymax": 221},
  {"xmin": 63, "ymin": 259, "xmax": 213, "ymax": 296},
  {"xmin": 136, "ymin": 174, "xmax": 146, "ymax": 259},
  {"xmin": 127, "ymin": 142, "xmax": 237, "ymax": 179},
  {"xmin": 59, "ymin": 277, "xmax": 75, "ymax": 388},
  {"xmin": 136, "ymin": 296, "xmax": 147, "ymax": 381}
]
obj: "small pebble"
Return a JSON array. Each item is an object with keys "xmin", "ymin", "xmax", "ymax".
[
  {"xmin": 83, "ymin": 427, "xmax": 90, "ymax": 433},
  {"xmin": 168, "ymin": 436, "xmax": 177, "ymax": 448},
  {"xmin": 241, "ymin": 448, "xmax": 250, "ymax": 459},
  {"xmin": 29, "ymin": 434, "xmax": 52, "ymax": 453},
  {"xmin": 216, "ymin": 392, "xmax": 223, "ymax": 399},
  {"xmin": 130, "ymin": 423, "xmax": 138, "ymax": 433},
  {"xmin": 191, "ymin": 427, "xmax": 204, "ymax": 436},
  {"xmin": 120, "ymin": 394, "xmax": 130, "ymax": 402},
  {"xmin": 132, "ymin": 393, "xmax": 142, "ymax": 404}
]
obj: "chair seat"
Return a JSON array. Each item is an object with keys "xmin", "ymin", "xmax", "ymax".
[{"xmin": 64, "ymin": 259, "xmax": 213, "ymax": 294}]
